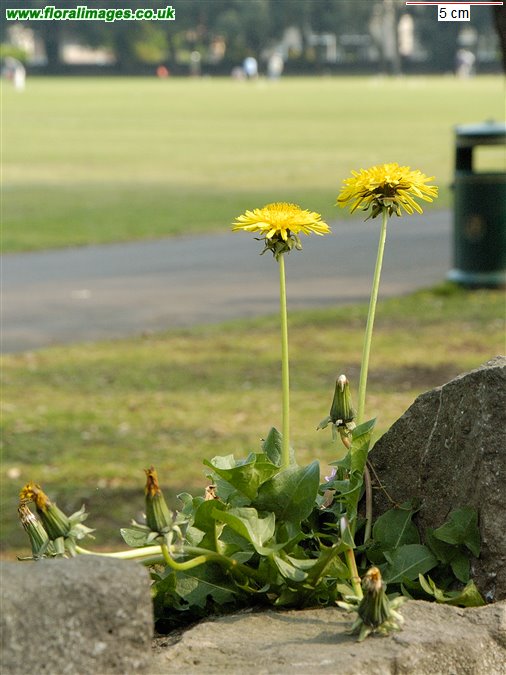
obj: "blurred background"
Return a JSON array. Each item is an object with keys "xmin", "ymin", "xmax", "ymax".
[
  {"xmin": 2, "ymin": 0, "xmax": 505, "ymax": 76},
  {"xmin": 2, "ymin": 1, "xmax": 505, "ymax": 252},
  {"xmin": 2, "ymin": 1, "xmax": 505, "ymax": 554}
]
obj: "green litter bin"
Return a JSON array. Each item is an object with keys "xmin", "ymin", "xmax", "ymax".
[{"xmin": 447, "ymin": 121, "xmax": 506, "ymax": 288}]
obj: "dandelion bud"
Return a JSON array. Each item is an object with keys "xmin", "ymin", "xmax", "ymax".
[
  {"xmin": 144, "ymin": 466, "xmax": 173, "ymax": 533},
  {"xmin": 358, "ymin": 567, "xmax": 390, "ymax": 628},
  {"xmin": 19, "ymin": 482, "xmax": 71, "ymax": 541},
  {"xmin": 18, "ymin": 503, "xmax": 50, "ymax": 558},
  {"xmin": 329, "ymin": 375, "xmax": 355, "ymax": 427}
]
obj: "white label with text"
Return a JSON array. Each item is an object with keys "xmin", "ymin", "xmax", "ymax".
[{"xmin": 438, "ymin": 4, "xmax": 471, "ymax": 21}]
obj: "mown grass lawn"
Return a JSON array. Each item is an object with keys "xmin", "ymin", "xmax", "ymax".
[
  {"xmin": 2, "ymin": 283, "xmax": 504, "ymax": 554},
  {"xmin": 3, "ymin": 75, "xmax": 504, "ymax": 251}
]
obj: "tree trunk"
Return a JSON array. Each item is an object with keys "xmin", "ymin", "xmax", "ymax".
[
  {"xmin": 40, "ymin": 26, "xmax": 61, "ymax": 72},
  {"xmin": 493, "ymin": 7, "xmax": 506, "ymax": 72}
]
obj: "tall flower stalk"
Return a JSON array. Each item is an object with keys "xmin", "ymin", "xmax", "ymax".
[
  {"xmin": 337, "ymin": 162, "xmax": 438, "ymax": 425},
  {"xmin": 356, "ymin": 209, "xmax": 388, "ymax": 425},
  {"xmin": 233, "ymin": 202, "xmax": 330, "ymax": 467},
  {"xmin": 278, "ymin": 254, "xmax": 290, "ymax": 464},
  {"xmin": 337, "ymin": 163, "xmax": 438, "ymax": 543}
]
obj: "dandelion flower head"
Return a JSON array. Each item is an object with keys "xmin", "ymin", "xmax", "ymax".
[
  {"xmin": 232, "ymin": 202, "xmax": 330, "ymax": 259},
  {"xmin": 337, "ymin": 163, "xmax": 438, "ymax": 220}
]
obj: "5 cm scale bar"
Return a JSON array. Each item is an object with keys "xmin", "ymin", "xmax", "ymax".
[
  {"xmin": 405, "ymin": 2, "xmax": 503, "ymax": 4},
  {"xmin": 405, "ymin": 1, "xmax": 503, "ymax": 21}
]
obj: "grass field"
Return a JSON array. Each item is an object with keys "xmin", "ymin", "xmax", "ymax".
[
  {"xmin": 2, "ymin": 75, "xmax": 504, "ymax": 556},
  {"xmin": 3, "ymin": 75, "xmax": 504, "ymax": 251},
  {"xmin": 2, "ymin": 283, "xmax": 504, "ymax": 554}
]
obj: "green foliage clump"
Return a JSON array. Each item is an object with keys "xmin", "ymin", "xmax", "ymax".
[{"xmin": 102, "ymin": 425, "xmax": 483, "ymax": 632}]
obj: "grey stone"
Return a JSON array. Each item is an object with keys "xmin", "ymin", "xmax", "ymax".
[
  {"xmin": 0, "ymin": 556, "xmax": 153, "ymax": 675},
  {"xmin": 150, "ymin": 601, "xmax": 506, "ymax": 674},
  {"xmin": 369, "ymin": 356, "xmax": 506, "ymax": 602}
]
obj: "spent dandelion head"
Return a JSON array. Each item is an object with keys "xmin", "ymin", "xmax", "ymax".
[
  {"xmin": 337, "ymin": 566, "xmax": 406, "ymax": 641},
  {"xmin": 232, "ymin": 202, "xmax": 330, "ymax": 260},
  {"xmin": 19, "ymin": 481, "xmax": 71, "ymax": 541},
  {"xmin": 20, "ymin": 481, "xmax": 51, "ymax": 512},
  {"xmin": 337, "ymin": 163, "xmax": 438, "ymax": 220},
  {"xmin": 18, "ymin": 502, "xmax": 52, "ymax": 559}
]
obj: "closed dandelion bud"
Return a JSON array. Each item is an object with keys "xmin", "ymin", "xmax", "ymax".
[
  {"xmin": 144, "ymin": 466, "xmax": 173, "ymax": 533},
  {"xmin": 330, "ymin": 375, "xmax": 355, "ymax": 427},
  {"xmin": 18, "ymin": 503, "xmax": 50, "ymax": 558},
  {"xmin": 358, "ymin": 567, "xmax": 390, "ymax": 628},
  {"xmin": 19, "ymin": 482, "xmax": 71, "ymax": 541}
]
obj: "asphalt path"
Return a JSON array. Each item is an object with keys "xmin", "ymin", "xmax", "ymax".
[{"xmin": 2, "ymin": 210, "xmax": 452, "ymax": 353}]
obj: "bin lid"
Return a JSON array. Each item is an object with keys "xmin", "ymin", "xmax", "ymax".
[{"xmin": 455, "ymin": 121, "xmax": 506, "ymax": 139}]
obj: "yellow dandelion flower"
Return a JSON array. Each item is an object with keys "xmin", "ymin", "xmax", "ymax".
[
  {"xmin": 232, "ymin": 202, "xmax": 330, "ymax": 463},
  {"xmin": 233, "ymin": 202, "xmax": 330, "ymax": 240},
  {"xmin": 233, "ymin": 202, "xmax": 330, "ymax": 259},
  {"xmin": 337, "ymin": 163, "xmax": 438, "ymax": 219}
]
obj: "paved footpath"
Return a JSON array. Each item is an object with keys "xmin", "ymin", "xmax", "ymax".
[{"xmin": 2, "ymin": 211, "xmax": 452, "ymax": 353}]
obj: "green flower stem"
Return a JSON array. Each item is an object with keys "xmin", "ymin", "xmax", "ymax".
[
  {"xmin": 75, "ymin": 544, "xmax": 162, "ymax": 560},
  {"xmin": 279, "ymin": 253, "xmax": 291, "ymax": 467},
  {"xmin": 75, "ymin": 543, "xmax": 233, "ymax": 571},
  {"xmin": 214, "ymin": 522, "xmax": 221, "ymax": 552},
  {"xmin": 186, "ymin": 546, "xmax": 263, "ymax": 583},
  {"xmin": 357, "ymin": 208, "xmax": 388, "ymax": 425},
  {"xmin": 345, "ymin": 547, "xmax": 363, "ymax": 600},
  {"xmin": 356, "ymin": 209, "xmax": 388, "ymax": 545},
  {"xmin": 161, "ymin": 542, "xmax": 209, "ymax": 571},
  {"xmin": 165, "ymin": 544, "xmax": 263, "ymax": 585},
  {"xmin": 76, "ymin": 542, "xmax": 261, "ymax": 584}
]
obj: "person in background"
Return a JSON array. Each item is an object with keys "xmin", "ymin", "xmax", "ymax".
[{"xmin": 243, "ymin": 56, "xmax": 258, "ymax": 79}]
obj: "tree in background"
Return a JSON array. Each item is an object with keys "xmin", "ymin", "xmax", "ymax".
[{"xmin": 493, "ymin": 6, "xmax": 506, "ymax": 71}]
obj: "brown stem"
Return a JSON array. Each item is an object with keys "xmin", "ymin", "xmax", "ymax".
[{"xmin": 366, "ymin": 460, "xmax": 399, "ymax": 508}]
